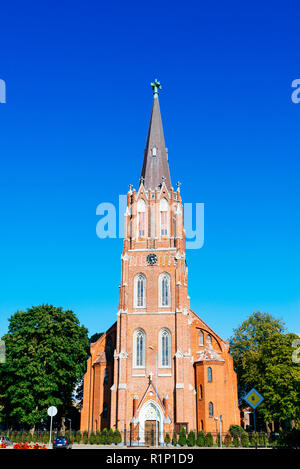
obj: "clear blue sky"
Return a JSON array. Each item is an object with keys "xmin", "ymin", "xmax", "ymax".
[{"xmin": 0, "ymin": 0, "xmax": 299, "ymax": 340}]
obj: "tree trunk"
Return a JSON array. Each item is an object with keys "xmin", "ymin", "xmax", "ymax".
[
  {"xmin": 291, "ymin": 419, "xmax": 295, "ymax": 429},
  {"xmin": 265, "ymin": 421, "xmax": 271, "ymax": 437},
  {"xmin": 29, "ymin": 426, "xmax": 35, "ymax": 435},
  {"xmin": 271, "ymin": 421, "xmax": 275, "ymax": 432},
  {"xmin": 61, "ymin": 417, "xmax": 66, "ymax": 436}
]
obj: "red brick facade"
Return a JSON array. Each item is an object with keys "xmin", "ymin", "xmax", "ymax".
[{"xmin": 80, "ymin": 89, "xmax": 239, "ymax": 441}]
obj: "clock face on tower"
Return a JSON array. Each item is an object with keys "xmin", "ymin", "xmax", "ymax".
[{"xmin": 146, "ymin": 253, "xmax": 158, "ymax": 265}]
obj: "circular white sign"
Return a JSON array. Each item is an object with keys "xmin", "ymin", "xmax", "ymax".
[{"xmin": 47, "ymin": 406, "xmax": 57, "ymax": 417}]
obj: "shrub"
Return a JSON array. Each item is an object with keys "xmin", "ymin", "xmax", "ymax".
[
  {"xmin": 232, "ymin": 435, "xmax": 240, "ymax": 447},
  {"xmin": 75, "ymin": 431, "xmax": 82, "ymax": 444},
  {"xmin": 82, "ymin": 430, "xmax": 89, "ymax": 444},
  {"xmin": 241, "ymin": 433, "xmax": 249, "ymax": 447},
  {"xmin": 187, "ymin": 430, "xmax": 195, "ymax": 447},
  {"xmin": 100, "ymin": 428, "xmax": 108, "ymax": 444},
  {"xmin": 89, "ymin": 432, "xmax": 96, "ymax": 444},
  {"xmin": 229, "ymin": 425, "xmax": 245, "ymax": 438},
  {"xmin": 205, "ymin": 432, "xmax": 213, "ymax": 447},
  {"xmin": 107, "ymin": 428, "xmax": 114, "ymax": 445},
  {"xmin": 178, "ymin": 426, "xmax": 187, "ymax": 446},
  {"xmin": 196, "ymin": 430, "xmax": 205, "ymax": 447},
  {"xmin": 224, "ymin": 433, "xmax": 232, "ymax": 447},
  {"xmin": 114, "ymin": 429, "xmax": 122, "ymax": 444},
  {"xmin": 164, "ymin": 433, "xmax": 171, "ymax": 445},
  {"xmin": 172, "ymin": 432, "xmax": 177, "ymax": 446}
]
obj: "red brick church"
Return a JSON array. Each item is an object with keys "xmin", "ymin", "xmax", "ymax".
[{"xmin": 80, "ymin": 81, "xmax": 239, "ymax": 443}]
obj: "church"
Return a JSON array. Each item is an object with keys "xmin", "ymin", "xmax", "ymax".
[{"xmin": 80, "ymin": 80, "xmax": 239, "ymax": 444}]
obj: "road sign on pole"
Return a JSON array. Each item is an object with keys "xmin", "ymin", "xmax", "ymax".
[
  {"xmin": 244, "ymin": 389, "xmax": 264, "ymax": 449},
  {"xmin": 47, "ymin": 406, "xmax": 57, "ymax": 449}
]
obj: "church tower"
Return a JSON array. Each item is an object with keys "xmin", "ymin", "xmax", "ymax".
[{"xmin": 80, "ymin": 81, "xmax": 239, "ymax": 444}]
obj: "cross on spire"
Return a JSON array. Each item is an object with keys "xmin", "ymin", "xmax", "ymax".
[{"xmin": 151, "ymin": 79, "xmax": 162, "ymax": 98}]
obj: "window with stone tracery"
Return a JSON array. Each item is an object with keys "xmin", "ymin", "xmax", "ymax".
[
  {"xmin": 134, "ymin": 273, "xmax": 146, "ymax": 308},
  {"xmin": 159, "ymin": 328, "xmax": 171, "ymax": 368},
  {"xmin": 159, "ymin": 272, "xmax": 171, "ymax": 307},
  {"xmin": 137, "ymin": 199, "xmax": 146, "ymax": 238},
  {"xmin": 160, "ymin": 198, "xmax": 169, "ymax": 236},
  {"xmin": 133, "ymin": 328, "xmax": 146, "ymax": 368}
]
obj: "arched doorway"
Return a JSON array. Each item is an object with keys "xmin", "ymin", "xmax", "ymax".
[{"xmin": 138, "ymin": 399, "xmax": 164, "ymax": 446}]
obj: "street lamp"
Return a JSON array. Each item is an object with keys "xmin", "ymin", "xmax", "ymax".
[
  {"xmin": 66, "ymin": 418, "xmax": 72, "ymax": 438},
  {"xmin": 149, "ymin": 345, "xmax": 158, "ymax": 447}
]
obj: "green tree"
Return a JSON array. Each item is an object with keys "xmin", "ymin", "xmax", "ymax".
[
  {"xmin": 196, "ymin": 430, "xmax": 205, "ymax": 447},
  {"xmin": 224, "ymin": 433, "xmax": 232, "ymax": 447},
  {"xmin": 164, "ymin": 433, "xmax": 171, "ymax": 445},
  {"xmin": 178, "ymin": 426, "xmax": 187, "ymax": 446},
  {"xmin": 240, "ymin": 433, "xmax": 249, "ymax": 447},
  {"xmin": 172, "ymin": 431, "xmax": 177, "ymax": 446},
  {"xmin": 205, "ymin": 432, "xmax": 213, "ymax": 447},
  {"xmin": 186, "ymin": 430, "xmax": 195, "ymax": 447},
  {"xmin": 230, "ymin": 312, "xmax": 300, "ymax": 430},
  {"xmin": 113, "ymin": 429, "xmax": 122, "ymax": 444},
  {"xmin": 107, "ymin": 428, "xmax": 114, "ymax": 445},
  {"xmin": 0, "ymin": 304, "xmax": 89, "ymax": 430}
]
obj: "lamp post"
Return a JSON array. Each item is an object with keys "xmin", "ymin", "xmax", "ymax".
[{"xmin": 149, "ymin": 345, "xmax": 158, "ymax": 447}]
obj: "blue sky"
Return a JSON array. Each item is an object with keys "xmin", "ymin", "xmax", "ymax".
[{"xmin": 0, "ymin": 0, "xmax": 299, "ymax": 340}]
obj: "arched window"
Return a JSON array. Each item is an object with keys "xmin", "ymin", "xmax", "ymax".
[
  {"xmin": 103, "ymin": 402, "xmax": 108, "ymax": 418},
  {"xmin": 199, "ymin": 331, "xmax": 204, "ymax": 346},
  {"xmin": 134, "ymin": 273, "xmax": 146, "ymax": 308},
  {"xmin": 159, "ymin": 273, "xmax": 171, "ymax": 307},
  {"xmin": 209, "ymin": 402, "xmax": 214, "ymax": 418},
  {"xmin": 206, "ymin": 334, "xmax": 212, "ymax": 345},
  {"xmin": 208, "ymin": 367, "xmax": 212, "ymax": 382},
  {"xmin": 160, "ymin": 198, "xmax": 169, "ymax": 236},
  {"xmin": 133, "ymin": 328, "xmax": 145, "ymax": 368},
  {"xmin": 199, "ymin": 384, "xmax": 203, "ymax": 400},
  {"xmin": 159, "ymin": 328, "xmax": 171, "ymax": 367},
  {"xmin": 137, "ymin": 199, "xmax": 146, "ymax": 238}
]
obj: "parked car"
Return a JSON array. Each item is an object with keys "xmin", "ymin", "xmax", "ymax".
[
  {"xmin": 0, "ymin": 435, "xmax": 13, "ymax": 447},
  {"xmin": 52, "ymin": 436, "xmax": 72, "ymax": 449}
]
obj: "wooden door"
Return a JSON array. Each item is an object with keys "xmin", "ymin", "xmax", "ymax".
[{"xmin": 145, "ymin": 420, "xmax": 156, "ymax": 446}]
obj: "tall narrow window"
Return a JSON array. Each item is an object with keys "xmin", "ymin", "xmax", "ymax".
[
  {"xmin": 160, "ymin": 198, "xmax": 169, "ymax": 236},
  {"xmin": 206, "ymin": 334, "xmax": 212, "ymax": 345},
  {"xmin": 208, "ymin": 367, "xmax": 212, "ymax": 382},
  {"xmin": 159, "ymin": 273, "xmax": 171, "ymax": 307},
  {"xmin": 137, "ymin": 199, "xmax": 146, "ymax": 238},
  {"xmin": 134, "ymin": 328, "xmax": 145, "ymax": 368},
  {"xmin": 209, "ymin": 402, "xmax": 214, "ymax": 418},
  {"xmin": 199, "ymin": 384, "xmax": 203, "ymax": 400},
  {"xmin": 159, "ymin": 328, "xmax": 171, "ymax": 367},
  {"xmin": 134, "ymin": 273, "xmax": 146, "ymax": 308},
  {"xmin": 199, "ymin": 331, "xmax": 204, "ymax": 346},
  {"xmin": 103, "ymin": 402, "xmax": 108, "ymax": 418},
  {"xmin": 104, "ymin": 368, "xmax": 108, "ymax": 384}
]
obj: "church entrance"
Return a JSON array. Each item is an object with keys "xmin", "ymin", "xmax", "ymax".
[{"xmin": 145, "ymin": 420, "xmax": 156, "ymax": 446}]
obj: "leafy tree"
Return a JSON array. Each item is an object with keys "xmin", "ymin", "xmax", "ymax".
[
  {"xmin": 230, "ymin": 312, "xmax": 300, "ymax": 429},
  {"xmin": 164, "ymin": 433, "xmax": 171, "ymax": 445},
  {"xmin": 178, "ymin": 426, "xmax": 187, "ymax": 446},
  {"xmin": 196, "ymin": 430, "xmax": 205, "ymax": 447},
  {"xmin": 205, "ymin": 432, "xmax": 213, "ymax": 447},
  {"xmin": 0, "ymin": 304, "xmax": 89, "ymax": 430},
  {"xmin": 113, "ymin": 429, "xmax": 122, "ymax": 444},
  {"xmin": 107, "ymin": 428, "xmax": 114, "ymax": 445},
  {"xmin": 101, "ymin": 428, "xmax": 108, "ymax": 444},
  {"xmin": 187, "ymin": 430, "xmax": 195, "ymax": 447},
  {"xmin": 172, "ymin": 431, "xmax": 177, "ymax": 446},
  {"xmin": 232, "ymin": 435, "xmax": 240, "ymax": 447},
  {"xmin": 240, "ymin": 433, "xmax": 249, "ymax": 447},
  {"xmin": 229, "ymin": 425, "xmax": 245, "ymax": 438},
  {"xmin": 224, "ymin": 433, "xmax": 232, "ymax": 447}
]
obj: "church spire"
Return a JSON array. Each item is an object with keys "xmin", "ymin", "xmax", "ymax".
[{"xmin": 140, "ymin": 80, "xmax": 172, "ymax": 191}]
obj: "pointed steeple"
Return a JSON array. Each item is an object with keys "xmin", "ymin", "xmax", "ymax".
[{"xmin": 140, "ymin": 80, "xmax": 172, "ymax": 191}]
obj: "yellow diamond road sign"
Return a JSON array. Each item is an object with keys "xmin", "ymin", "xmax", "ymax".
[{"xmin": 244, "ymin": 388, "xmax": 264, "ymax": 409}]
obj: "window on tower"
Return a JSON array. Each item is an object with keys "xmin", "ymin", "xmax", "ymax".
[
  {"xmin": 159, "ymin": 328, "xmax": 171, "ymax": 368},
  {"xmin": 159, "ymin": 273, "xmax": 171, "ymax": 307},
  {"xmin": 160, "ymin": 198, "xmax": 169, "ymax": 236},
  {"xmin": 134, "ymin": 273, "xmax": 146, "ymax": 308},
  {"xmin": 133, "ymin": 328, "xmax": 146, "ymax": 368},
  {"xmin": 208, "ymin": 367, "xmax": 212, "ymax": 382},
  {"xmin": 137, "ymin": 199, "xmax": 146, "ymax": 238},
  {"xmin": 209, "ymin": 402, "xmax": 214, "ymax": 418}
]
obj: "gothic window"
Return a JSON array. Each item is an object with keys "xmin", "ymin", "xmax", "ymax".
[
  {"xmin": 137, "ymin": 199, "xmax": 146, "ymax": 238},
  {"xmin": 209, "ymin": 402, "xmax": 214, "ymax": 418},
  {"xmin": 159, "ymin": 273, "xmax": 171, "ymax": 307},
  {"xmin": 134, "ymin": 273, "xmax": 146, "ymax": 308},
  {"xmin": 199, "ymin": 384, "xmax": 203, "ymax": 400},
  {"xmin": 206, "ymin": 334, "xmax": 212, "ymax": 345},
  {"xmin": 159, "ymin": 328, "xmax": 171, "ymax": 368},
  {"xmin": 208, "ymin": 367, "xmax": 212, "ymax": 382},
  {"xmin": 103, "ymin": 402, "xmax": 108, "ymax": 418},
  {"xmin": 160, "ymin": 198, "xmax": 169, "ymax": 236},
  {"xmin": 199, "ymin": 331, "xmax": 204, "ymax": 346},
  {"xmin": 133, "ymin": 328, "xmax": 145, "ymax": 368},
  {"xmin": 104, "ymin": 368, "xmax": 108, "ymax": 384}
]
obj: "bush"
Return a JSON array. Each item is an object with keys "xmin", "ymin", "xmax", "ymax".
[
  {"xmin": 178, "ymin": 426, "xmax": 187, "ymax": 446},
  {"xmin": 172, "ymin": 432, "xmax": 177, "ymax": 446},
  {"xmin": 196, "ymin": 430, "xmax": 205, "ymax": 447},
  {"xmin": 100, "ymin": 428, "xmax": 108, "ymax": 444},
  {"xmin": 241, "ymin": 433, "xmax": 249, "ymax": 447},
  {"xmin": 164, "ymin": 433, "xmax": 171, "ymax": 445},
  {"xmin": 205, "ymin": 432, "xmax": 213, "ymax": 447},
  {"xmin": 89, "ymin": 431, "xmax": 96, "ymax": 444},
  {"xmin": 82, "ymin": 430, "xmax": 89, "ymax": 444},
  {"xmin": 187, "ymin": 430, "xmax": 195, "ymax": 447},
  {"xmin": 216, "ymin": 433, "xmax": 222, "ymax": 447},
  {"xmin": 75, "ymin": 431, "xmax": 82, "ymax": 444},
  {"xmin": 277, "ymin": 429, "xmax": 300, "ymax": 449},
  {"xmin": 114, "ymin": 429, "xmax": 122, "ymax": 444},
  {"xmin": 107, "ymin": 428, "xmax": 114, "ymax": 445},
  {"xmin": 229, "ymin": 425, "xmax": 245, "ymax": 438},
  {"xmin": 232, "ymin": 435, "xmax": 240, "ymax": 447},
  {"xmin": 224, "ymin": 433, "xmax": 232, "ymax": 447}
]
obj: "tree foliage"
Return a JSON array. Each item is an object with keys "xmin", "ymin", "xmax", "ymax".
[
  {"xmin": 230, "ymin": 312, "xmax": 300, "ymax": 425},
  {"xmin": 0, "ymin": 304, "xmax": 89, "ymax": 429}
]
